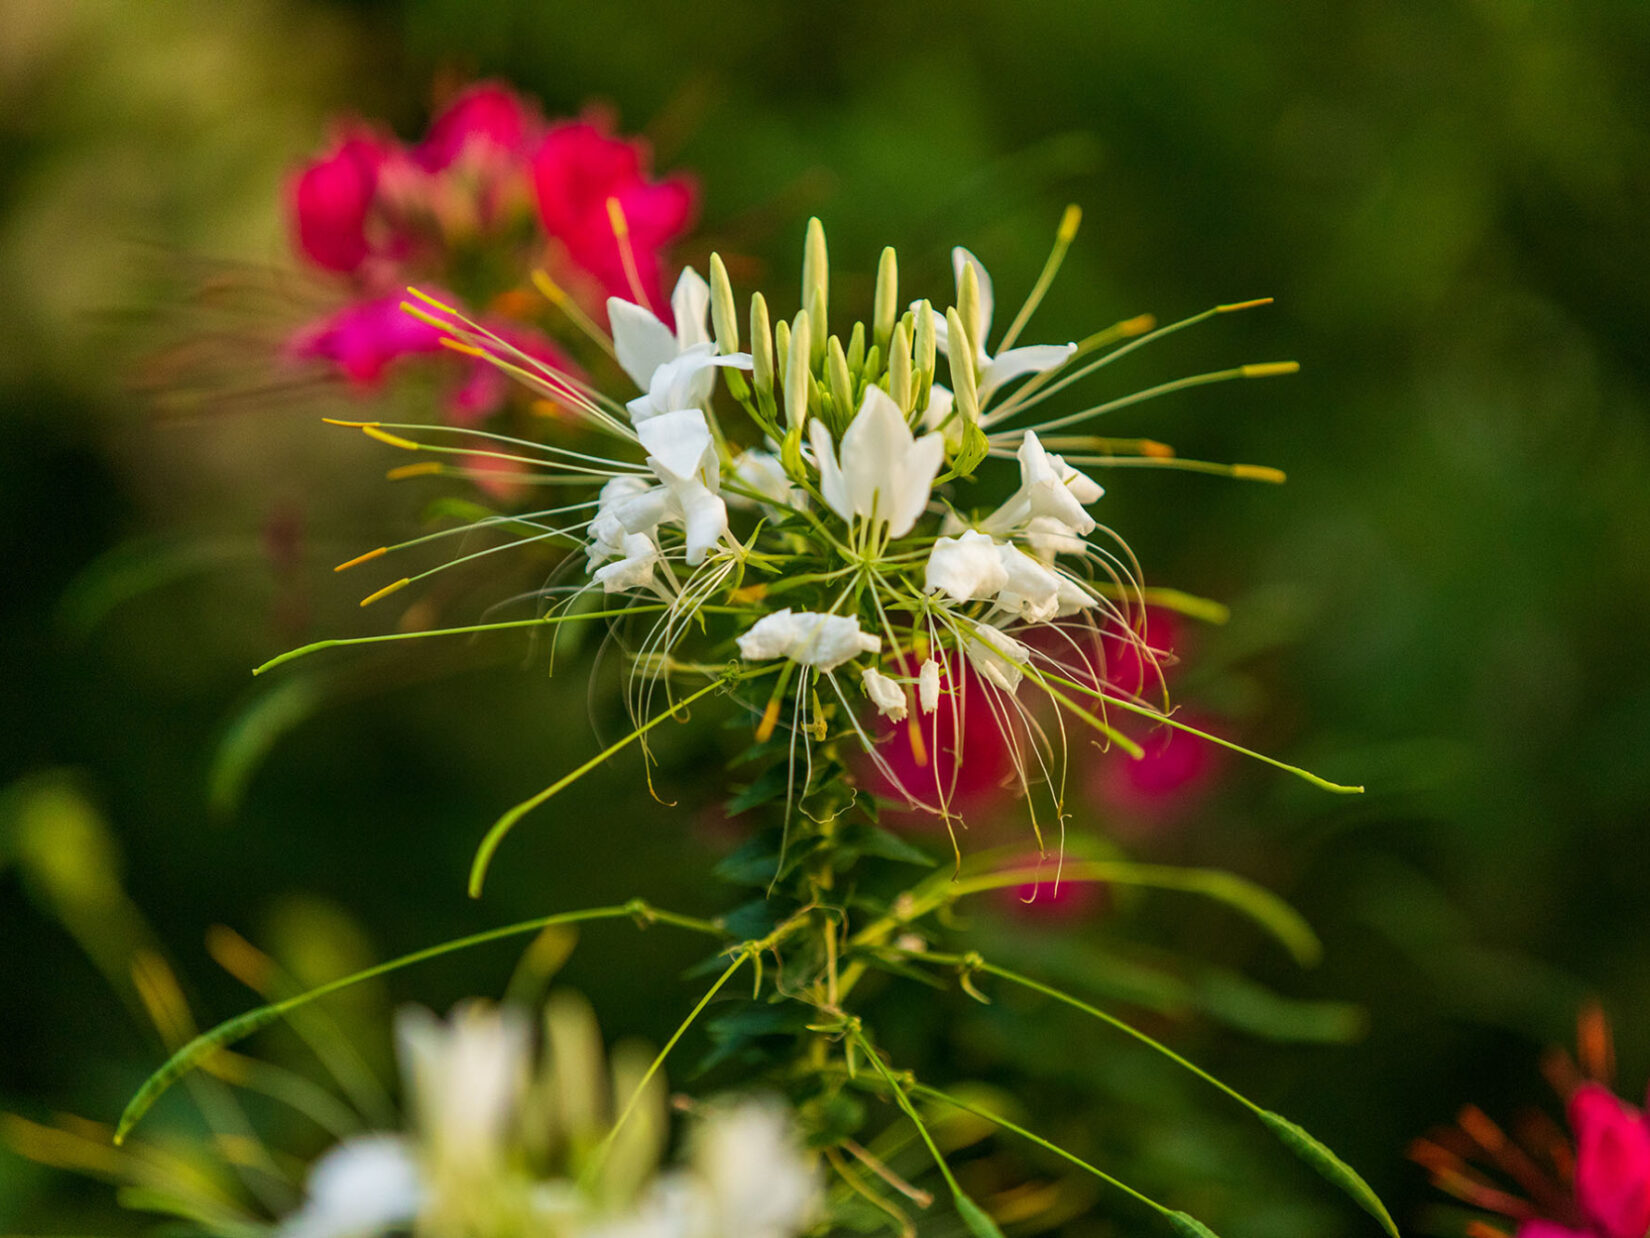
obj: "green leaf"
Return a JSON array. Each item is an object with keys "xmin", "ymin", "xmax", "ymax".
[
  {"xmin": 838, "ymin": 823, "xmax": 936, "ymax": 867},
  {"xmin": 1256, "ymin": 1110, "xmax": 1399, "ymax": 1238},
  {"xmin": 713, "ymin": 834, "xmax": 783, "ymax": 887},
  {"xmin": 954, "ymin": 1192, "xmax": 1008, "ymax": 1238},
  {"xmin": 1166, "ymin": 1211, "xmax": 1223, "ymax": 1238}
]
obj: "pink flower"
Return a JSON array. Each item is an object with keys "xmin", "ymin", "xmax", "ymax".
[
  {"xmin": 290, "ymin": 293, "xmax": 446, "ymax": 383},
  {"xmin": 1568, "ymin": 1084, "xmax": 1650, "ymax": 1238},
  {"xmin": 413, "ymin": 82, "xmax": 535, "ymax": 172},
  {"xmin": 289, "ymin": 129, "xmax": 393, "ymax": 274},
  {"xmin": 1090, "ymin": 712, "xmax": 1222, "ymax": 828},
  {"xmin": 445, "ymin": 320, "xmax": 575, "ymax": 425},
  {"xmin": 530, "ymin": 120, "xmax": 697, "ymax": 314}
]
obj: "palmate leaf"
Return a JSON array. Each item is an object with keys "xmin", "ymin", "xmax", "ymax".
[{"xmin": 115, "ymin": 903, "xmax": 723, "ymax": 1144}]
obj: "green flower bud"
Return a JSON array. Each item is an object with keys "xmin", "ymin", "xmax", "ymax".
[
  {"xmin": 750, "ymin": 291, "xmax": 774, "ymax": 401},
  {"xmin": 888, "ymin": 320, "xmax": 913, "ymax": 413},
  {"xmin": 946, "ymin": 305, "xmax": 980, "ymax": 426},
  {"xmin": 773, "ymin": 316, "xmax": 790, "ymax": 389},
  {"xmin": 806, "ymin": 285, "xmax": 828, "ymax": 369},
  {"xmin": 708, "ymin": 253, "xmax": 739, "ymax": 355},
  {"xmin": 846, "ymin": 321, "xmax": 866, "ymax": 376},
  {"xmin": 785, "ymin": 309, "xmax": 812, "ymax": 431},
  {"xmin": 828, "ymin": 335, "xmax": 853, "ymax": 424},
  {"xmin": 803, "ymin": 217, "xmax": 828, "ymax": 340},
  {"xmin": 958, "ymin": 259, "xmax": 983, "ymax": 355},
  {"xmin": 872, "ymin": 246, "xmax": 898, "ymax": 353}
]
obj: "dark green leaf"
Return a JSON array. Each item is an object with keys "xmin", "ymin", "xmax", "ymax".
[{"xmin": 1256, "ymin": 1109, "xmax": 1399, "ymax": 1237}]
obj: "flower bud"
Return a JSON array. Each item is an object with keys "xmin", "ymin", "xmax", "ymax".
[
  {"xmin": 708, "ymin": 253, "xmax": 739, "ymax": 354},
  {"xmin": 958, "ymin": 259, "xmax": 983, "ymax": 354},
  {"xmin": 946, "ymin": 306, "xmax": 979, "ymax": 426},
  {"xmin": 888, "ymin": 320, "xmax": 913, "ymax": 413},
  {"xmin": 749, "ymin": 291, "xmax": 774, "ymax": 402},
  {"xmin": 803, "ymin": 216, "xmax": 828, "ymax": 340},
  {"xmin": 806, "ymin": 284, "xmax": 828, "ymax": 368},
  {"xmin": 827, "ymin": 335, "xmax": 854, "ymax": 425},
  {"xmin": 872, "ymin": 246, "xmax": 898, "ymax": 352},
  {"xmin": 785, "ymin": 309, "xmax": 812, "ymax": 431},
  {"xmin": 845, "ymin": 321, "xmax": 865, "ymax": 376}
]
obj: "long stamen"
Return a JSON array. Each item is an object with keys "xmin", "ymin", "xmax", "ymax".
[
  {"xmin": 996, "ymin": 204, "xmax": 1082, "ymax": 353},
  {"xmin": 605, "ymin": 196, "xmax": 653, "ymax": 313}
]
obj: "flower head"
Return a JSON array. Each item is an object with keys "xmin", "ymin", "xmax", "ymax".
[{"xmin": 315, "ymin": 211, "xmax": 1338, "ymax": 891}]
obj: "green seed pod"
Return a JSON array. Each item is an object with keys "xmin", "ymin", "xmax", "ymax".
[
  {"xmin": 803, "ymin": 217, "xmax": 828, "ymax": 340},
  {"xmin": 785, "ymin": 309, "xmax": 812, "ymax": 430},
  {"xmin": 872, "ymin": 246, "xmax": 898, "ymax": 353},
  {"xmin": 888, "ymin": 320, "xmax": 913, "ymax": 413},
  {"xmin": 708, "ymin": 253, "xmax": 739, "ymax": 355},
  {"xmin": 750, "ymin": 291, "xmax": 774, "ymax": 399}
]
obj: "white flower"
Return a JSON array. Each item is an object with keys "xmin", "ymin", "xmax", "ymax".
[
  {"xmin": 588, "ymin": 476, "xmax": 662, "ymax": 569},
  {"xmin": 922, "ymin": 248, "xmax": 1076, "ymax": 403},
  {"xmin": 918, "ymin": 658, "xmax": 941, "ymax": 713},
  {"xmin": 860, "ymin": 667, "xmax": 907, "ymax": 721},
  {"xmin": 609, "ymin": 269, "xmax": 751, "ymax": 424},
  {"xmin": 1022, "ymin": 514, "xmax": 1087, "ymax": 563},
  {"xmin": 635, "ymin": 409, "xmax": 728, "ymax": 565},
  {"xmin": 594, "ymin": 533, "xmax": 661, "ymax": 594},
  {"xmin": 982, "ymin": 431, "xmax": 1102, "ymax": 538},
  {"xmin": 396, "ymin": 1003, "xmax": 530, "ymax": 1177},
  {"xmin": 925, "ymin": 530, "xmax": 1008, "ymax": 603},
  {"xmin": 691, "ymin": 1098, "xmax": 820, "ymax": 1238},
  {"xmin": 992, "ymin": 543, "xmax": 1065, "ymax": 622},
  {"xmin": 809, "ymin": 387, "xmax": 944, "ymax": 538},
  {"xmin": 729, "ymin": 448, "xmax": 804, "ymax": 512},
  {"xmin": 736, "ymin": 608, "xmax": 881, "ymax": 672},
  {"xmin": 279, "ymin": 1136, "xmax": 422, "ymax": 1238},
  {"xmin": 963, "ymin": 623, "xmax": 1031, "ymax": 692}
]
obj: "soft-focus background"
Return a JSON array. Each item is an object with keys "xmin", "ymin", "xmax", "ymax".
[{"xmin": 3, "ymin": 2, "xmax": 1648, "ymax": 1234}]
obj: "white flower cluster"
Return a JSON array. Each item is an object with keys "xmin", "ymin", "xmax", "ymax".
[{"xmin": 279, "ymin": 1001, "xmax": 819, "ymax": 1238}]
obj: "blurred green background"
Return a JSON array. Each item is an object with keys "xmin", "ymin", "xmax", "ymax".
[{"xmin": 3, "ymin": 1, "xmax": 1649, "ymax": 1234}]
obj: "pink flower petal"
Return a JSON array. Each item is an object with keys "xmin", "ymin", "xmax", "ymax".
[
  {"xmin": 289, "ymin": 130, "xmax": 392, "ymax": 273},
  {"xmin": 290, "ymin": 293, "xmax": 447, "ymax": 385},
  {"xmin": 414, "ymin": 82, "xmax": 535, "ymax": 172},
  {"xmin": 1569, "ymin": 1083, "xmax": 1650, "ymax": 1238}
]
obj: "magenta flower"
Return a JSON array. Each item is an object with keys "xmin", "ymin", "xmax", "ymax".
[
  {"xmin": 291, "ymin": 292, "xmax": 447, "ymax": 383},
  {"xmin": 530, "ymin": 120, "xmax": 697, "ymax": 316},
  {"xmin": 412, "ymin": 82, "xmax": 535, "ymax": 173},
  {"xmin": 1415, "ymin": 1010, "xmax": 1650, "ymax": 1238},
  {"xmin": 1559, "ymin": 1084, "xmax": 1650, "ymax": 1238},
  {"xmin": 289, "ymin": 129, "xmax": 394, "ymax": 274}
]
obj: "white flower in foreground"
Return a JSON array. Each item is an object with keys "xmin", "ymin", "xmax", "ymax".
[
  {"xmin": 924, "ymin": 248, "xmax": 1076, "ymax": 402},
  {"xmin": 594, "ymin": 533, "xmax": 661, "ymax": 594},
  {"xmin": 396, "ymin": 1003, "xmax": 530, "ymax": 1177},
  {"xmin": 919, "ymin": 658, "xmax": 941, "ymax": 713},
  {"xmin": 982, "ymin": 430, "xmax": 1103, "ymax": 538},
  {"xmin": 588, "ymin": 476, "xmax": 661, "ymax": 569},
  {"xmin": 809, "ymin": 386, "xmax": 944, "ymax": 538},
  {"xmin": 925, "ymin": 529, "xmax": 1008, "ymax": 603},
  {"xmin": 1023, "ymin": 514, "xmax": 1087, "ymax": 563},
  {"xmin": 691, "ymin": 1097, "xmax": 820, "ymax": 1238},
  {"xmin": 279, "ymin": 1136, "xmax": 422, "ymax": 1238},
  {"xmin": 736, "ymin": 608, "xmax": 881, "ymax": 671},
  {"xmin": 635, "ymin": 409, "xmax": 728, "ymax": 565},
  {"xmin": 964, "ymin": 623, "xmax": 1031, "ymax": 692},
  {"xmin": 860, "ymin": 666, "xmax": 907, "ymax": 721},
  {"xmin": 609, "ymin": 269, "xmax": 752, "ymax": 424}
]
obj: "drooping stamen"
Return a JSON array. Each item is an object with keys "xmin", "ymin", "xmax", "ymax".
[{"xmin": 605, "ymin": 196, "xmax": 653, "ymax": 313}]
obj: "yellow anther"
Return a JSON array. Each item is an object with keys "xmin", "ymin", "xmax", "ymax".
[
  {"xmin": 334, "ymin": 546, "xmax": 387, "ymax": 572},
  {"xmin": 1232, "ymin": 464, "xmax": 1288, "ymax": 484},
  {"xmin": 362, "ymin": 426, "xmax": 420, "ymax": 450},
  {"xmin": 387, "ymin": 462, "xmax": 443, "ymax": 480},
  {"xmin": 1217, "ymin": 297, "xmax": 1275, "ymax": 313},
  {"xmin": 1241, "ymin": 361, "xmax": 1300, "ymax": 379},
  {"xmin": 359, "ymin": 578, "xmax": 411, "ymax": 608}
]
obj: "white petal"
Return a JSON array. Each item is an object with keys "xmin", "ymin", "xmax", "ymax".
[
  {"xmin": 693, "ymin": 1098, "xmax": 820, "ymax": 1238},
  {"xmin": 593, "ymin": 533, "xmax": 659, "ymax": 593},
  {"xmin": 637, "ymin": 409, "xmax": 715, "ymax": 486},
  {"xmin": 1054, "ymin": 572, "xmax": 1096, "ymax": 617},
  {"xmin": 670, "ymin": 266, "xmax": 712, "ymax": 351},
  {"xmin": 980, "ymin": 343, "xmax": 1076, "ymax": 400},
  {"xmin": 675, "ymin": 483, "xmax": 728, "ymax": 565},
  {"xmin": 737, "ymin": 609, "xmax": 801, "ymax": 661},
  {"xmin": 952, "ymin": 246, "xmax": 994, "ymax": 353},
  {"xmin": 396, "ymin": 1003, "xmax": 530, "ymax": 1169},
  {"xmin": 964, "ymin": 623, "xmax": 1029, "ymax": 692},
  {"xmin": 730, "ymin": 449, "xmax": 799, "ymax": 510},
  {"xmin": 808, "ymin": 419, "xmax": 851, "ymax": 524},
  {"xmin": 279, "ymin": 1136, "xmax": 422, "ymax": 1238},
  {"xmin": 918, "ymin": 659, "xmax": 941, "ymax": 713},
  {"xmin": 891, "ymin": 431, "xmax": 944, "ymax": 537},
  {"xmin": 839, "ymin": 386, "xmax": 909, "ymax": 524},
  {"xmin": 608, "ymin": 297, "xmax": 679, "ymax": 392},
  {"xmin": 925, "ymin": 531, "xmax": 1008, "ymax": 602},
  {"xmin": 993, "ymin": 544, "xmax": 1062, "ymax": 623},
  {"xmin": 860, "ymin": 667, "xmax": 907, "ymax": 721},
  {"xmin": 1023, "ymin": 515, "xmax": 1085, "ymax": 562}
]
